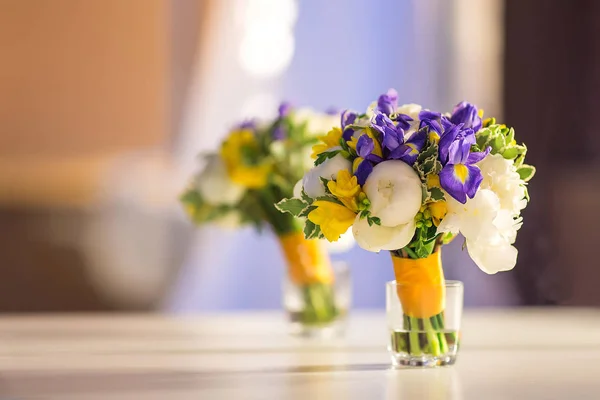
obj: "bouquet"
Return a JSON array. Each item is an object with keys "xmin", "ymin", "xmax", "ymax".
[
  {"xmin": 181, "ymin": 104, "xmax": 344, "ymax": 327},
  {"xmin": 277, "ymin": 89, "xmax": 535, "ymax": 357}
]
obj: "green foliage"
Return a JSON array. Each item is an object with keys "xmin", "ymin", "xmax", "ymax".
[
  {"xmin": 274, "ymin": 198, "xmax": 307, "ymax": 217},
  {"xmin": 517, "ymin": 164, "xmax": 536, "ymax": 182},
  {"xmin": 314, "ymin": 149, "xmax": 340, "ymax": 166}
]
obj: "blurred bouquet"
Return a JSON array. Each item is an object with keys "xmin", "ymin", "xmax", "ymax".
[
  {"xmin": 181, "ymin": 105, "xmax": 345, "ymax": 328},
  {"xmin": 278, "ymin": 89, "xmax": 535, "ymax": 357}
]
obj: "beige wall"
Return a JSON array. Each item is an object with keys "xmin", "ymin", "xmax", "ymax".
[{"xmin": 0, "ymin": 0, "xmax": 169, "ymax": 157}]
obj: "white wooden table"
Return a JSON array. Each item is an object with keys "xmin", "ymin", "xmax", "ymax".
[{"xmin": 0, "ymin": 309, "xmax": 599, "ymax": 399}]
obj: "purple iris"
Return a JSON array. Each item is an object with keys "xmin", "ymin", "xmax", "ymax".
[
  {"xmin": 388, "ymin": 129, "xmax": 428, "ymax": 165},
  {"xmin": 278, "ymin": 102, "xmax": 292, "ymax": 118},
  {"xmin": 353, "ymin": 135, "xmax": 383, "ymax": 185},
  {"xmin": 371, "ymin": 112, "xmax": 426, "ymax": 166},
  {"xmin": 341, "ymin": 110, "xmax": 358, "ymax": 141},
  {"xmin": 419, "ymin": 110, "xmax": 444, "ymax": 134},
  {"xmin": 450, "ymin": 101, "xmax": 482, "ymax": 132},
  {"xmin": 237, "ymin": 119, "xmax": 256, "ymax": 130},
  {"xmin": 438, "ymin": 123, "xmax": 489, "ymax": 204},
  {"xmin": 377, "ymin": 88, "xmax": 398, "ymax": 115}
]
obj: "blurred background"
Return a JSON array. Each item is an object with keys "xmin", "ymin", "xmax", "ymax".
[{"xmin": 0, "ymin": 0, "xmax": 594, "ymax": 312}]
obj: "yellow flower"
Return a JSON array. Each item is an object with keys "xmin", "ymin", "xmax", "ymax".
[
  {"xmin": 308, "ymin": 200, "xmax": 356, "ymax": 242},
  {"xmin": 478, "ymin": 108, "xmax": 485, "ymax": 118},
  {"xmin": 427, "ymin": 174, "xmax": 441, "ymax": 189},
  {"xmin": 327, "ymin": 170, "xmax": 362, "ymax": 212},
  {"xmin": 429, "ymin": 131, "xmax": 440, "ymax": 144},
  {"xmin": 347, "ymin": 136, "xmax": 358, "ymax": 151},
  {"xmin": 428, "ymin": 200, "xmax": 447, "ymax": 226},
  {"xmin": 220, "ymin": 129, "xmax": 271, "ymax": 189},
  {"xmin": 311, "ymin": 127, "xmax": 342, "ymax": 159},
  {"xmin": 327, "ymin": 170, "xmax": 360, "ymax": 198}
]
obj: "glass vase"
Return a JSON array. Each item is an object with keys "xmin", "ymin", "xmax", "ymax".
[
  {"xmin": 386, "ymin": 251, "xmax": 463, "ymax": 367},
  {"xmin": 279, "ymin": 232, "xmax": 350, "ymax": 338}
]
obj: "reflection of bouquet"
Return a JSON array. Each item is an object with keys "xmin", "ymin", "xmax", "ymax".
[
  {"xmin": 278, "ymin": 89, "xmax": 535, "ymax": 355},
  {"xmin": 181, "ymin": 105, "xmax": 343, "ymax": 326}
]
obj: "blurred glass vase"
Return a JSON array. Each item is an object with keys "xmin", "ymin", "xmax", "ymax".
[
  {"xmin": 387, "ymin": 251, "xmax": 463, "ymax": 367},
  {"xmin": 280, "ymin": 232, "xmax": 350, "ymax": 337}
]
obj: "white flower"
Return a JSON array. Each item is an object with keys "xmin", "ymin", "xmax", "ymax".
[
  {"xmin": 363, "ymin": 160, "xmax": 422, "ymax": 227},
  {"xmin": 467, "ymin": 236, "xmax": 518, "ymax": 274},
  {"xmin": 397, "ymin": 103, "xmax": 422, "ymax": 139},
  {"xmin": 438, "ymin": 189, "xmax": 521, "ymax": 274},
  {"xmin": 196, "ymin": 156, "xmax": 245, "ymax": 205},
  {"xmin": 302, "ymin": 151, "xmax": 351, "ymax": 198},
  {"xmin": 396, "ymin": 103, "xmax": 422, "ymax": 120},
  {"xmin": 291, "ymin": 108, "xmax": 339, "ymax": 137},
  {"xmin": 352, "ymin": 216, "xmax": 415, "ymax": 252},
  {"xmin": 478, "ymin": 154, "xmax": 527, "ymax": 215}
]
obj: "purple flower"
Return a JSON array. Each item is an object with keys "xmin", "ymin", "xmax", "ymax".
[
  {"xmin": 278, "ymin": 102, "xmax": 292, "ymax": 118},
  {"xmin": 325, "ymin": 106, "xmax": 339, "ymax": 115},
  {"xmin": 356, "ymin": 135, "xmax": 383, "ymax": 163},
  {"xmin": 372, "ymin": 113, "xmax": 403, "ymax": 152},
  {"xmin": 341, "ymin": 110, "xmax": 358, "ymax": 141},
  {"xmin": 377, "ymin": 88, "xmax": 398, "ymax": 115},
  {"xmin": 272, "ymin": 125, "xmax": 286, "ymax": 140},
  {"xmin": 418, "ymin": 110, "xmax": 443, "ymax": 134},
  {"xmin": 394, "ymin": 113, "xmax": 414, "ymax": 131},
  {"xmin": 450, "ymin": 101, "xmax": 482, "ymax": 132},
  {"xmin": 354, "ymin": 159, "xmax": 373, "ymax": 186},
  {"xmin": 237, "ymin": 119, "xmax": 256, "ymax": 130},
  {"xmin": 438, "ymin": 122, "xmax": 489, "ymax": 204},
  {"xmin": 388, "ymin": 128, "xmax": 428, "ymax": 165}
]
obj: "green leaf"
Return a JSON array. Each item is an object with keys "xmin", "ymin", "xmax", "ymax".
[
  {"xmin": 502, "ymin": 147, "xmax": 520, "ymax": 160},
  {"xmin": 314, "ymin": 195, "xmax": 344, "ymax": 206},
  {"xmin": 490, "ymin": 134, "xmax": 506, "ymax": 154},
  {"xmin": 429, "ymin": 187, "xmax": 445, "ymax": 201},
  {"xmin": 517, "ymin": 164, "xmax": 536, "ymax": 182},
  {"xmin": 505, "ymin": 127, "xmax": 515, "ymax": 144},
  {"xmin": 417, "ymin": 141, "xmax": 438, "ymax": 164},
  {"xmin": 299, "ymin": 205, "xmax": 316, "ymax": 218},
  {"xmin": 304, "ymin": 220, "xmax": 317, "ymax": 239},
  {"xmin": 275, "ymin": 198, "xmax": 307, "ymax": 217},
  {"xmin": 301, "ymin": 189, "xmax": 313, "ymax": 205}
]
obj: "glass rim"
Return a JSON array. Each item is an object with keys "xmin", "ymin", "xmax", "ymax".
[{"xmin": 386, "ymin": 280, "xmax": 463, "ymax": 288}]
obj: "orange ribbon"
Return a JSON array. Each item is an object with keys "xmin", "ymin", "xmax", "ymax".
[
  {"xmin": 392, "ymin": 250, "xmax": 445, "ymax": 318},
  {"xmin": 278, "ymin": 232, "xmax": 334, "ymax": 285}
]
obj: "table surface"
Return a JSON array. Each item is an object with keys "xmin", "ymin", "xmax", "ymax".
[{"xmin": 0, "ymin": 308, "xmax": 599, "ymax": 399}]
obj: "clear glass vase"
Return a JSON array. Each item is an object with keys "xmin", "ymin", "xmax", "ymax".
[
  {"xmin": 386, "ymin": 280, "xmax": 463, "ymax": 367},
  {"xmin": 283, "ymin": 261, "xmax": 350, "ymax": 338},
  {"xmin": 279, "ymin": 232, "xmax": 350, "ymax": 338}
]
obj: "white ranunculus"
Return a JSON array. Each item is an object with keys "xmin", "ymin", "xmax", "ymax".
[
  {"xmin": 292, "ymin": 108, "xmax": 339, "ymax": 137},
  {"xmin": 352, "ymin": 215, "xmax": 416, "ymax": 252},
  {"xmin": 478, "ymin": 154, "xmax": 527, "ymax": 215},
  {"xmin": 467, "ymin": 236, "xmax": 518, "ymax": 274},
  {"xmin": 302, "ymin": 151, "xmax": 351, "ymax": 198},
  {"xmin": 363, "ymin": 160, "xmax": 422, "ymax": 227},
  {"xmin": 293, "ymin": 179, "xmax": 303, "ymax": 198},
  {"xmin": 197, "ymin": 156, "xmax": 245, "ymax": 205}
]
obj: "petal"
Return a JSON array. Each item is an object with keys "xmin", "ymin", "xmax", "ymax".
[
  {"xmin": 354, "ymin": 159, "xmax": 373, "ymax": 186},
  {"xmin": 439, "ymin": 163, "xmax": 483, "ymax": 204},
  {"xmin": 467, "ymin": 146, "xmax": 491, "ymax": 164},
  {"xmin": 448, "ymin": 139, "xmax": 470, "ymax": 165},
  {"xmin": 356, "ymin": 135, "xmax": 375, "ymax": 158}
]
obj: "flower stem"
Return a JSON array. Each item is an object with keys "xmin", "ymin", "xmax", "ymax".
[
  {"xmin": 408, "ymin": 317, "xmax": 422, "ymax": 355},
  {"xmin": 423, "ymin": 317, "xmax": 441, "ymax": 356}
]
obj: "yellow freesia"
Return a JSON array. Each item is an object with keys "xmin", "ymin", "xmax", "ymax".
[
  {"xmin": 220, "ymin": 129, "xmax": 271, "ymax": 189},
  {"xmin": 347, "ymin": 136, "xmax": 358, "ymax": 151},
  {"xmin": 308, "ymin": 200, "xmax": 356, "ymax": 242},
  {"xmin": 327, "ymin": 170, "xmax": 360, "ymax": 198},
  {"xmin": 311, "ymin": 127, "xmax": 342, "ymax": 159},
  {"xmin": 327, "ymin": 170, "xmax": 362, "ymax": 212},
  {"xmin": 429, "ymin": 200, "xmax": 447, "ymax": 226}
]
